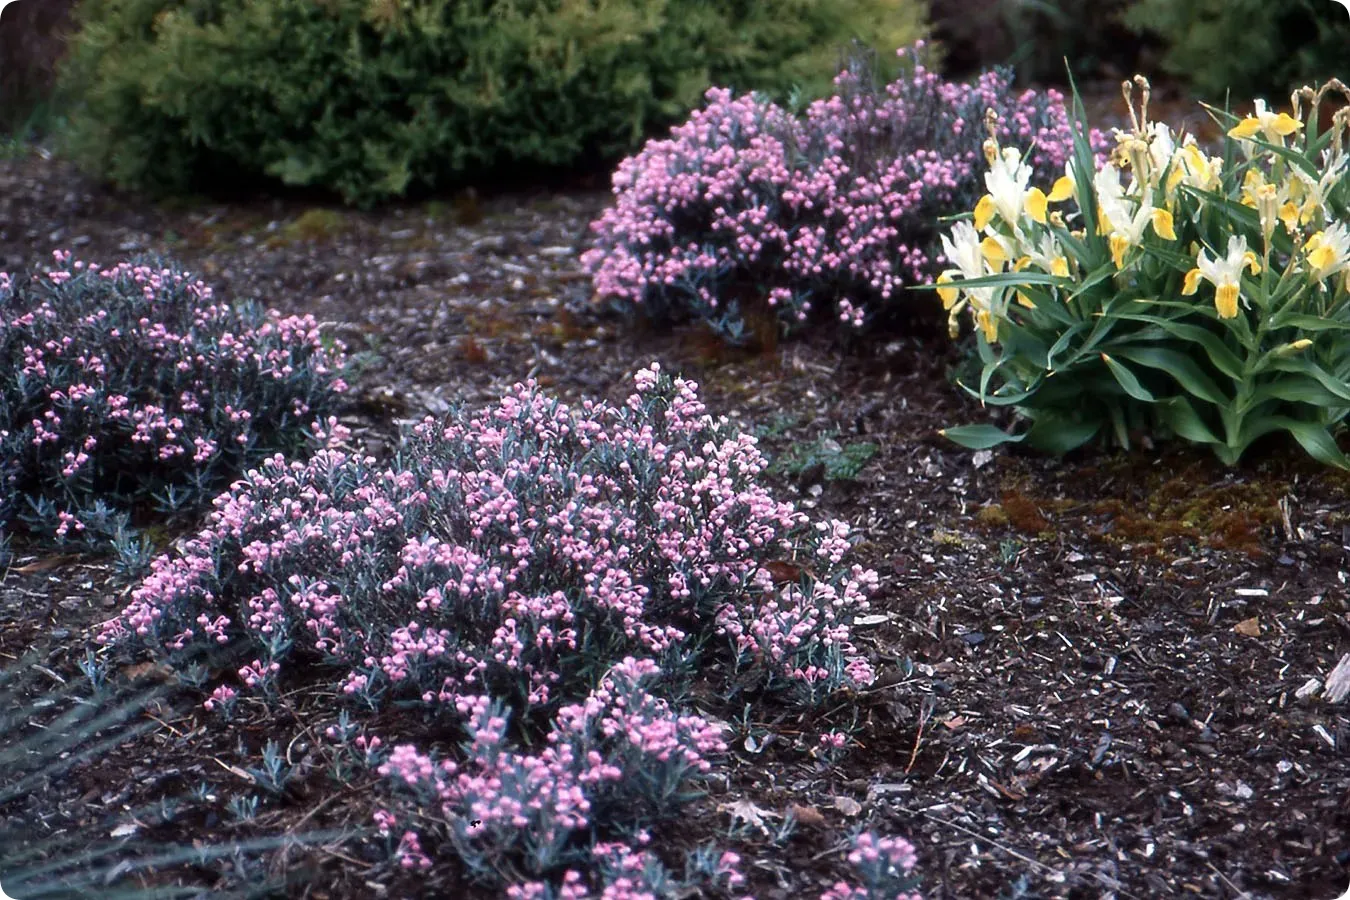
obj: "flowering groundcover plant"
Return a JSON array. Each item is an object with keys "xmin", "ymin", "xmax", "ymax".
[
  {"xmin": 583, "ymin": 42, "xmax": 1103, "ymax": 346},
  {"xmin": 0, "ymin": 251, "xmax": 348, "ymax": 546},
  {"xmin": 99, "ymin": 364, "xmax": 917, "ymax": 896},
  {"xmin": 932, "ymin": 76, "xmax": 1350, "ymax": 468}
]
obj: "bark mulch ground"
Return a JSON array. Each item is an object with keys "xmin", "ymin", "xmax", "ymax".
[{"xmin": 2, "ymin": 145, "xmax": 1348, "ymax": 900}]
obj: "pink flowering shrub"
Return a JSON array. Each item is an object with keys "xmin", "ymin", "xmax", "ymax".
[
  {"xmin": 101, "ymin": 363, "xmax": 877, "ymax": 711},
  {"xmin": 379, "ymin": 658, "xmax": 741, "ymax": 891},
  {"xmin": 100, "ymin": 363, "xmax": 885, "ymax": 894},
  {"xmin": 583, "ymin": 42, "xmax": 1106, "ymax": 344},
  {"xmin": 0, "ymin": 251, "xmax": 348, "ymax": 546},
  {"xmin": 820, "ymin": 830, "xmax": 923, "ymax": 900}
]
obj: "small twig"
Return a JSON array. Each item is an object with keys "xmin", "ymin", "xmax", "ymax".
[
  {"xmin": 905, "ymin": 696, "xmax": 935, "ymax": 774},
  {"xmin": 1206, "ymin": 862, "xmax": 1251, "ymax": 898}
]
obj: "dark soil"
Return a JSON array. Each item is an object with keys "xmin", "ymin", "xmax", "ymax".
[{"xmin": 2, "ymin": 145, "xmax": 1349, "ymax": 900}]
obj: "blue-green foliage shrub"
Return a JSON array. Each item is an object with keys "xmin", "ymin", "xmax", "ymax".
[
  {"xmin": 57, "ymin": 0, "xmax": 927, "ymax": 207},
  {"xmin": 0, "ymin": 252, "xmax": 348, "ymax": 547}
]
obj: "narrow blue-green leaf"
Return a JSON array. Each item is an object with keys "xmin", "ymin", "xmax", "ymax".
[
  {"xmin": 1043, "ymin": 322, "xmax": 1090, "ymax": 371},
  {"xmin": 910, "ymin": 271, "xmax": 1067, "ymax": 292},
  {"xmin": 1066, "ymin": 261, "xmax": 1117, "ymax": 303}
]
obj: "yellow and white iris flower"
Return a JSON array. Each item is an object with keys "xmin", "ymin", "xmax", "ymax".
[
  {"xmin": 1182, "ymin": 235, "xmax": 1261, "ymax": 319},
  {"xmin": 1228, "ymin": 99, "xmax": 1302, "ymax": 146},
  {"xmin": 937, "ymin": 220, "xmax": 1006, "ymax": 341},
  {"xmin": 1094, "ymin": 164, "xmax": 1177, "ymax": 268},
  {"xmin": 1304, "ymin": 223, "xmax": 1350, "ymax": 284},
  {"xmin": 974, "ymin": 143, "xmax": 1050, "ymax": 231}
]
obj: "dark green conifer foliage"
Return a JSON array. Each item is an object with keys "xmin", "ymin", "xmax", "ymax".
[{"xmin": 57, "ymin": 0, "xmax": 926, "ymax": 206}]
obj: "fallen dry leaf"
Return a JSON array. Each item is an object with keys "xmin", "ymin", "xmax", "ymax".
[
  {"xmin": 120, "ymin": 661, "xmax": 177, "ymax": 683},
  {"xmin": 717, "ymin": 798, "xmax": 779, "ymax": 834},
  {"xmin": 13, "ymin": 555, "xmax": 78, "ymax": 574},
  {"xmin": 942, "ymin": 715, "xmax": 967, "ymax": 730},
  {"xmin": 763, "ymin": 559, "xmax": 817, "ymax": 585},
  {"xmin": 1234, "ymin": 617, "xmax": 1261, "ymax": 637},
  {"xmin": 788, "ymin": 803, "xmax": 826, "ymax": 827}
]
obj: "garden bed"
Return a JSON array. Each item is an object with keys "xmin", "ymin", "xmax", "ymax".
[{"xmin": 1, "ymin": 148, "xmax": 1347, "ymax": 899}]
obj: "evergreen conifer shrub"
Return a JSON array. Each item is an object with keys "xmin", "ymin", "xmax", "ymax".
[{"xmin": 57, "ymin": 0, "xmax": 927, "ymax": 206}]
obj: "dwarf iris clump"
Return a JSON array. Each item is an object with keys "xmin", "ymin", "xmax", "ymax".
[
  {"xmin": 0, "ymin": 252, "xmax": 348, "ymax": 547},
  {"xmin": 583, "ymin": 42, "xmax": 1103, "ymax": 345},
  {"xmin": 934, "ymin": 76, "xmax": 1350, "ymax": 468},
  {"xmin": 100, "ymin": 364, "xmax": 892, "ymax": 894}
]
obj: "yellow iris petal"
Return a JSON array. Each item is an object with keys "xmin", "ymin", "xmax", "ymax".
[
  {"xmin": 1214, "ymin": 283, "xmax": 1240, "ymax": 319},
  {"xmin": 1151, "ymin": 208, "xmax": 1176, "ymax": 241},
  {"xmin": 1109, "ymin": 234, "xmax": 1130, "ymax": 269},
  {"xmin": 1279, "ymin": 202, "xmax": 1300, "ymax": 233},
  {"xmin": 1182, "ymin": 268, "xmax": 1202, "ymax": 295},
  {"xmin": 1228, "ymin": 118, "xmax": 1263, "ymax": 139},
  {"xmin": 1026, "ymin": 187, "xmax": 1049, "ymax": 224},
  {"xmin": 1048, "ymin": 176, "xmax": 1075, "ymax": 202},
  {"xmin": 1016, "ymin": 290, "xmax": 1035, "ymax": 308},
  {"xmin": 1014, "ymin": 256, "xmax": 1032, "ymax": 272},
  {"xmin": 977, "ymin": 309, "xmax": 998, "ymax": 343},
  {"xmin": 981, "ymin": 237, "xmax": 1008, "ymax": 268},
  {"xmin": 1242, "ymin": 251, "xmax": 1261, "ymax": 275},
  {"xmin": 1051, "ymin": 257, "xmax": 1070, "ymax": 278},
  {"xmin": 974, "ymin": 195, "xmax": 996, "ymax": 231},
  {"xmin": 1309, "ymin": 244, "xmax": 1336, "ymax": 275},
  {"xmin": 1166, "ymin": 165, "xmax": 1185, "ymax": 196},
  {"xmin": 1273, "ymin": 112, "xmax": 1301, "ymax": 136},
  {"xmin": 936, "ymin": 274, "xmax": 959, "ymax": 308}
]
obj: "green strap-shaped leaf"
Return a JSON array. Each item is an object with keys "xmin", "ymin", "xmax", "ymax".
[
  {"xmin": 1066, "ymin": 261, "xmax": 1117, "ymax": 304},
  {"xmin": 1025, "ymin": 410, "xmax": 1105, "ymax": 455},
  {"xmin": 1246, "ymin": 377, "xmax": 1349, "ymax": 410},
  {"xmin": 1109, "ymin": 345, "xmax": 1231, "ymax": 405},
  {"xmin": 1111, "ymin": 311, "xmax": 1244, "ymax": 379},
  {"xmin": 1267, "ymin": 313, "xmax": 1350, "ymax": 333},
  {"xmin": 940, "ymin": 424, "xmax": 1026, "ymax": 450},
  {"xmin": 1267, "ymin": 356, "xmax": 1350, "ymax": 403},
  {"xmin": 1239, "ymin": 417, "xmax": 1350, "ymax": 469},
  {"xmin": 1158, "ymin": 396, "xmax": 1223, "ymax": 445},
  {"xmin": 1100, "ymin": 353, "xmax": 1156, "ymax": 402}
]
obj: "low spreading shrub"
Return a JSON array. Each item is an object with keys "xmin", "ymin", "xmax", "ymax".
[
  {"xmin": 56, "ymin": 0, "xmax": 927, "ymax": 207},
  {"xmin": 0, "ymin": 251, "xmax": 348, "ymax": 546},
  {"xmin": 933, "ymin": 77, "xmax": 1350, "ymax": 467},
  {"xmin": 583, "ymin": 42, "xmax": 1105, "ymax": 345},
  {"xmin": 100, "ymin": 364, "xmax": 890, "ymax": 892}
]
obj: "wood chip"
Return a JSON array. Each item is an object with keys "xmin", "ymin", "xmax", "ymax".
[
  {"xmin": 832, "ymin": 796, "xmax": 862, "ymax": 817},
  {"xmin": 1323, "ymin": 653, "xmax": 1350, "ymax": 702},
  {"xmin": 1295, "ymin": 678, "xmax": 1322, "ymax": 700},
  {"xmin": 1233, "ymin": 617, "xmax": 1261, "ymax": 637}
]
